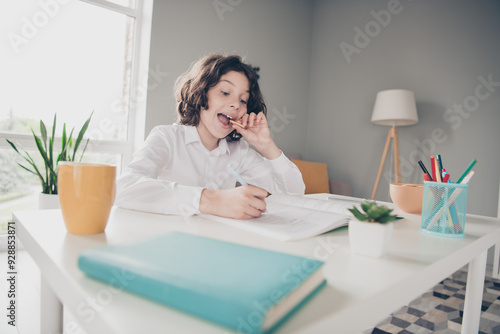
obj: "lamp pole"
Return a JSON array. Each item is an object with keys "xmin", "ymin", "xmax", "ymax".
[{"xmin": 371, "ymin": 125, "xmax": 401, "ymax": 199}]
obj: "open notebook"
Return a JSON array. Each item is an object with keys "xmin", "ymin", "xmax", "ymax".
[{"xmin": 203, "ymin": 194, "xmax": 357, "ymax": 241}]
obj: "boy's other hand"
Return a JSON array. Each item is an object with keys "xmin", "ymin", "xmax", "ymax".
[{"xmin": 199, "ymin": 186, "xmax": 268, "ymax": 219}]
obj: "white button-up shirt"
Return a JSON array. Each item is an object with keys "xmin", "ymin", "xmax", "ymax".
[{"xmin": 116, "ymin": 124, "xmax": 305, "ymax": 215}]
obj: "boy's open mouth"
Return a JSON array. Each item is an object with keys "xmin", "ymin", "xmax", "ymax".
[{"xmin": 217, "ymin": 113, "xmax": 233, "ymax": 126}]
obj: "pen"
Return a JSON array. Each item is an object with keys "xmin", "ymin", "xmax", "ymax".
[
  {"xmin": 430, "ymin": 156, "xmax": 437, "ymax": 182},
  {"xmin": 456, "ymin": 159, "xmax": 477, "ymax": 184},
  {"xmin": 227, "ymin": 164, "xmax": 272, "ymax": 197},
  {"xmin": 227, "ymin": 164, "xmax": 248, "ymax": 185},
  {"xmin": 442, "ymin": 173, "xmax": 450, "ymax": 183},
  {"xmin": 434, "ymin": 158, "xmax": 442, "ymax": 182},
  {"xmin": 418, "ymin": 160, "xmax": 433, "ymax": 181},
  {"xmin": 446, "ymin": 209, "xmax": 455, "ymax": 233},
  {"xmin": 449, "ymin": 203, "xmax": 461, "ymax": 233},
  {"xmin": 459, "ymin": 170, "xmax": 475, "ymax": 185},
  {"xmin": 437, "ymin": 154, "xmax": 444, "ymax": 176},
  {"xmin": 229, "ymin": 120, "xmax": 245, "ymax": 128}
]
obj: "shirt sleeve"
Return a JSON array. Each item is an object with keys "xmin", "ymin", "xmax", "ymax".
[
  {"xmin": 115, "ymin": 127, "xmax": 203, "ymax": 216},
  {"xmin": 239, "ymin": 147, "xmax": 305, "ymax": 195}
]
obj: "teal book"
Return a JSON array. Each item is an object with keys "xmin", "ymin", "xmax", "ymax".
[{"xmin": 78, "ymin": 232, "xmax": 325, "ymax": 334}]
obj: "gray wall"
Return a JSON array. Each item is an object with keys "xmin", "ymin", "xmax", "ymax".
[
  {"xmin": 307, "ymin": 0, "xmax": 500, "ymax": 216},
  {"xmin": 145, "ymin": 0, "xmax": 313, "ymax": 156},
  {"xmin": 146, "ymin": 0, "xmax": 500, "ymax": 216}
]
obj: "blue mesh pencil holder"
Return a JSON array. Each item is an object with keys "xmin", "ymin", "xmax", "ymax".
[{"xmin": 421, "ymin": 181, "xmax": 468, "ymax": 238}]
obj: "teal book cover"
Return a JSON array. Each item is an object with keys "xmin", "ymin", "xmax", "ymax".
[{"xmin": 78, "ymin": 232, "xmax": 325, "ymax": 334}]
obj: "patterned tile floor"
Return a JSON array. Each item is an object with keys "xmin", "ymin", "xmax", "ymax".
[{"xmin": 367, "ymin": 269, "xmax": 500, "ymax": 334}]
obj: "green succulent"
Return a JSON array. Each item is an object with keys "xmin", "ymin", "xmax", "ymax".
[{"xmin": 348, "ymin": 200, "xmax": 403, "ymax": 224}]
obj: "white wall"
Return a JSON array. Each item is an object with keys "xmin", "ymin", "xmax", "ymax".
[
  {"xmin": 307, "ymin": 0, "xmax": 500, "ymax": 216},
  {"xmin": 145, "ymin": 0, "xmax": 314, "ymax": 156},
  {"xmin": 146, "ymin": 0, "xmax": 500, "ymax": 216}
]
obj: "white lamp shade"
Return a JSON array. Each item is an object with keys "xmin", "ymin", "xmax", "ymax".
[{"xmin": 371, "ymin": 89, "xmax": 418, "ymax": 126}]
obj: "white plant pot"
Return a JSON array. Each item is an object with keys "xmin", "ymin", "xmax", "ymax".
[
  {"xmin": 39, "ymin": 193, "xmax": 60, "ymax": 210},
  {"xmin": 349, "ymin": 219, "xmax": 394, "ymax": 258}
]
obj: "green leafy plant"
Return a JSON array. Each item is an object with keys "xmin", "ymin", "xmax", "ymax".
[
  {"xmin": 348, "ymin": 200, "xmax": 403, "ymax": 224},
  {"xmin": 6, "ymin": 113, "xmax": 93, "ymax": 194}
]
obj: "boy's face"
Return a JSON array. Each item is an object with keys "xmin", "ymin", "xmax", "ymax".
[{"xmin": 197, "ymin": 70, "xmax": 250, "ymax": 149}]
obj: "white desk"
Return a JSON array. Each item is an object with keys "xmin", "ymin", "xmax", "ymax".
[{"xmin": 15, "ymin": 195, "xmax": 500, "ymax": 334}]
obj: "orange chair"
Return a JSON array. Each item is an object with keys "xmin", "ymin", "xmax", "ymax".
[{"xmin": 288, "ymin": 154, "xmax": 352, "ymax": 196}]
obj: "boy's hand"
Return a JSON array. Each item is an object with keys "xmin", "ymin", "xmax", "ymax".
[
  {"xmin": 233, "ymin": 111, "xmax": 281, "ymax": 160},
  {"xmin": 199, "ymin": 185, "xmax": 268, "ymax": 219}
]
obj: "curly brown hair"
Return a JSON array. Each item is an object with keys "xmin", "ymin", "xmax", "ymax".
[{"xmin": 175, "ymin": 53, "xmax": 266, "ymax": 141}]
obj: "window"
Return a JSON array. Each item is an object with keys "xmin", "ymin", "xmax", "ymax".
[{"xmin": 0, "ymin": 0, "xmax": 153, "ymax": 237}]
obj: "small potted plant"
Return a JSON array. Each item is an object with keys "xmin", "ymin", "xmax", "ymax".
[
  {"xmin": 6, "ymin": 113, "xmax": 92, "ymax": 209},
  {"xmin": 348, "ymin": 200, "xmax": 402, "ymax": 258}
]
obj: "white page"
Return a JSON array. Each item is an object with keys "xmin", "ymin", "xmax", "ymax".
[
  {"xmin": 203, "ymin": 195, "xmax": 353, "ymax": 242},
  {"xmin": 266, "ymin": 194, "xmax": 358, "ymax": 215}
]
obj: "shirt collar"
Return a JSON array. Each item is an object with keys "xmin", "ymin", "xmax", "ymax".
[
  {"xmin": 184, "ymin": 125, "xmax": 200, "ymax": 145},
  {"xmin": 184, "ymin": 125, "xmax": 230, "ymax": 156},
  {"xmin": 215, "ymin": 138, "xmax": 230, "ymax": 155}
]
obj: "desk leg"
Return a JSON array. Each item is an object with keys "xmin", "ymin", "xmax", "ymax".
[
  {"xmin": 493, "ymin": 242, "xmax": 500, "ymax": 279},
  {"xmin": 41, "ymin": 276, "xmax": 63, "ymax": 334},
  {"xmin": 461, "ymin": 250, "xmax": 487, "ymax": 334}
]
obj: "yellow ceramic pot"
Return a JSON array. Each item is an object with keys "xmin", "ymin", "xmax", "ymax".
[{"xmin": 58, "ymin": 162, "xmax": 116, "ymax": 234}]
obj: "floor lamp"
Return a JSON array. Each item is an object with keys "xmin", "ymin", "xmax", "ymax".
[{"xmin": 370, "ymin": 89, "xmax": 418, "ymax": 200}]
